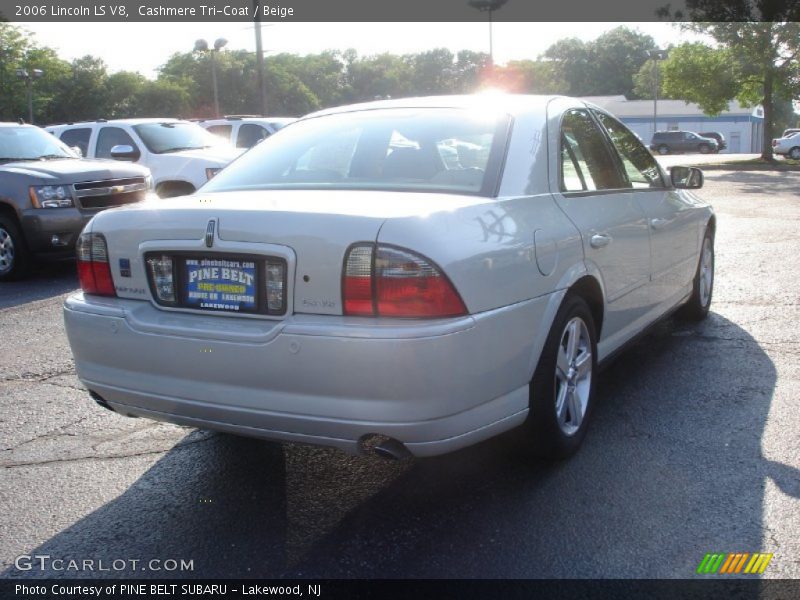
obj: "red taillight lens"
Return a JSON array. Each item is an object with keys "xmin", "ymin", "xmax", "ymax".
[
  {"xmin": 342, "ymin": 244, "xmax": 467, "ymax": 318},
  {"xmin": 772, "ymin": 140, "xmax": 778, "ymax": 147},
  {"xmin": 76, "ymin": 233, "xmax": 116, "ymax": 297}
]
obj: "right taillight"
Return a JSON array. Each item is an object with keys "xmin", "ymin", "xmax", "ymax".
[
  {"xmin": 342, "ymin": 243, "xmax": 467, "ymax": 318},
  {"xmin": 76, "ymin": 232, "xmax": 116, "ymax": 297}
]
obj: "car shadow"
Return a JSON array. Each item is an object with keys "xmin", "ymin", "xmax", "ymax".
[
  {"xmin": 0, "ymin": 262, "xmax": 79, "ymax": 310},
  {"xmin": 3, "ymin": 313, "xmax": 783, "ymax": 580}
]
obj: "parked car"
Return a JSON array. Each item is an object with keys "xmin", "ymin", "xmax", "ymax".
[
  {"xmin": 46, "ymin": 119, "xmax": 241, "ymax": 198},
  {"xmin": 650, "ymin": 131, "xmax": 719, "ymax": 155},
  {"xmin": 0, "ymin": 122, "xmax": 151, "ymax": 280},
  {"xmin": 772, "ymin": 131, "xmax": 800, "ymax": 159},
  {"xmin": 63, "ymin": 95, "xmax": 715, "ymax": 460},
  {"xmin": 698, "ymin": 131, "xmax": 727, "ymax": 151},
  {"xmin": 197, "ymin": 116, "xmax": 297, "ymax": 149}
]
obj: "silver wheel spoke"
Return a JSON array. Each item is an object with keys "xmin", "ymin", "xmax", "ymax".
[
  {"xmin": 556, "ymin": 347, "xmax": 570, "ymax": 380},
  {"xmin": 575, "ymin": 350, "xmax": 592, "ymax": 379},
  {"xmin": 566, "ymin": 321, "xmax": 579, "ymax": 362},
  {"xmin": 568, "ymin": 388, "xmax": 583, "ymax": 429},
  {"xmin": 555, "ymin": 384, "xmax": 569, "ymax": 426}
]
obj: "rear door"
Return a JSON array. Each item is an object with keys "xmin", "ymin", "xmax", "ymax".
[
  {"xmin": 593, "ymin": 110, "xmax": 699, "ymax": 305},
  {"xmin": 549, "ymin": 104, "xmax": 652, "ymax": 347}
]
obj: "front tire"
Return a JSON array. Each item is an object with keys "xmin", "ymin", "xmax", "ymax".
[
  {"xmin": 525, "ymin": 295, "xmax": 598, "ymax": 459},
  {"xmin": 658, "ymin": 145, "xmax": 669, "ymax": 155},
  {"xmin": 0, "ymin": 216, "xmax": 30, "ymax": 281},
  {"xmin": 678, "ymin": 229, "xmax": 714, "ymax": 321},
  {"xmin": 699, "ymin": 144, "xmax": 711, "ymax": 154}
]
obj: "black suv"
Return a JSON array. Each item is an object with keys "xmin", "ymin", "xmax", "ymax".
[
  {"xmin": 699, "ymin": 131, "xmax": 727, "ymax": 151},
  {"xmin": 0, "ymin": 123, "xmax": 151, "ymax": 280},
  {"xmin": 649, "ymin": 131, "xmax": 719, "ymax": 155}
]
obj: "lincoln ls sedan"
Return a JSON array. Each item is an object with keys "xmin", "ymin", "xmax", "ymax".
[{"xmin": 63, "ymin": 95, "xmax": 715, "ymax": 460}]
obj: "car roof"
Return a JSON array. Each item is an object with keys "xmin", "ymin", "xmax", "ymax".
[
  {"xmin": 304, "ymin": 94, "xmax": 569, "ymax": 120},
  {"xmin": 48, "ymin": 118, "xmax": 186, "ymax": 128}
]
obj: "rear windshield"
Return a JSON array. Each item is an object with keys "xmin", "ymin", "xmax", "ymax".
[
  {"xmin": 201, "ymin": 108, "xmax": 511, "ymax": 196},
  {"xmin": 133, "ymin": 122, "xmax": 228, "ymax": 154}
]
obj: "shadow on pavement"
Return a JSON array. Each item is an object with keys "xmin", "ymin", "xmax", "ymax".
[
  {"xmin": 0, "ymin": 262, "xmax": 79, "ymax": 310},
  {"xmin": 3, "ymin": 313, "xmax": 781, "ymax": 580}
]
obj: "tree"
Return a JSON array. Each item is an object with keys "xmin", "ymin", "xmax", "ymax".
[
  {"xmin": 542, "ymin": 27, "xmax": 656, "ymax": 97},
  {"xmin": 658, "ymin": 1, "xmax": 800, "ymax": 160},
  {"xmin": 659, "ymin": 43, "xmax": 739, "ymax": 114}
]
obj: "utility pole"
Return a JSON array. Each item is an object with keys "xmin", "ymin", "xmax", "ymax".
[{"xmin": 253, "ymin": 0, "xmax": 268, "ymax": 115}]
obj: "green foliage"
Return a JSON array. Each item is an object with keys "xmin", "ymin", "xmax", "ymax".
[
  {"xmin": 542, "ymin": 27, "xmax": 657, "ymax": 97},
  {"xmin": 660, "ymin": 43, "xmax": 739, "ymax": 115}
]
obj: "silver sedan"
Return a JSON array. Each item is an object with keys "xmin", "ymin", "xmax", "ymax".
[{"xmin": 63, "ymin": 95, "xmax": 715, "ymax": 460}]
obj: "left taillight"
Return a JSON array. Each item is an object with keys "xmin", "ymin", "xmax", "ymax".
[
  {"xmin": 76, "ymin": 232, "xmax": 116, "ymax": 297},
  {"xmin": 343, "ymin": 243, "xmax": 467, "ymax": 318}
]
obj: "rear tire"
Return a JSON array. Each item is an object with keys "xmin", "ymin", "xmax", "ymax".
[
  {"xmin": 524, "ymin": 295, "xmax": 598, "ymax": 459},
  {"xmin": 0, "ymin": 216, "xmax": 30, "ymax": 281},
  {"xmin": 789, "ymin": 147, "xmax": 800, "ymax": 160},
  {"xmin": 678, "ymin": 229, "xmax": 714, "ymax": 321}
]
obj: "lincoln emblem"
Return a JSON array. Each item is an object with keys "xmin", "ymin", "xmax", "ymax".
[{"xmin": 205, "ymin": 220, "xmax": 215, "ymax": 248}]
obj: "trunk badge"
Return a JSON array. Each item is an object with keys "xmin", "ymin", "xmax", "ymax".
[{"xmin": 205, "ymin": 220, "xmax": 216, "ymax": 248}]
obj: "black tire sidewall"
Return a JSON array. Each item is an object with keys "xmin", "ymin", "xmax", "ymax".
[
  {"xmin": 658, "ymin": 145, "xmax": 669, "ymax": 155},
  {"xmin": 527, "ymin": 295, "xmax": 598, "ymax": 459},
  {"xmin": 0, "ymin": 216, "xmax": 29, "ymax": 281}
]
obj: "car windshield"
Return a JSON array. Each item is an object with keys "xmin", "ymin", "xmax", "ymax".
[
  {"xmin": 201, "ymin": 108, "xmax": 510, "ymax": 196},
  {"xmin": 0, "ymin": 126, "xmax": 77, "ymax": 162},
  {"xmin": 132, "ymin": 122, "xmax": 228, "ymax": 154}
]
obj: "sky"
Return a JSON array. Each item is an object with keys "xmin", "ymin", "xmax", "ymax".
[{"xmin": 18, "ymin": 22, "xmax": 700, "ymax": 79}]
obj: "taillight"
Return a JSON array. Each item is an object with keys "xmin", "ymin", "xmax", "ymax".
[
  {"xmin": 772, "ymin": 139, "xmax": 778, "ymax": 147},
  {"xmin": 342, "ymin": 244, "xmax": 467, "ymax": 318},
  {"xmin": 76, "ymin": 233, "xmax": 116, "ymax": 297}
]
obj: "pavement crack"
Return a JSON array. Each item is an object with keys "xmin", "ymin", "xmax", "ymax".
[
  {"xmin": 0, "ymin": 435, "xmax": 213, "ymax": 469},
  {"xmin": 1, "ymin": 415, "xmax": 92, "ymax": 452}
]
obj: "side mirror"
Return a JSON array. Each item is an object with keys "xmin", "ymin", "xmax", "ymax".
[
  {"xmin": 110, "ymin": 144, "xmax": 140, "ymax": 162},
  {"xmin": 70, "ymin": 146, "xmax": 83, "ymax": 158},
  {"xmin": 670, "ymin": 166, "xmax": 703, "ymax": 189}
]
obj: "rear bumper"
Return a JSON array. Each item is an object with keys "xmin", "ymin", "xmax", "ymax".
[{"xmin": 63, "ymin": 293, "xmax": 552, "ymax": 456}]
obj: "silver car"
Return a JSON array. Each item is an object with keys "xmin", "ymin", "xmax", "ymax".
[{"xmin": 63, "ymin": 95, "xmax": 715, "ymax": 460}]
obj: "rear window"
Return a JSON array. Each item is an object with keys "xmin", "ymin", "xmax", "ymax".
[{"xmin": 201, "ymin": 108, "xmax": 511, "ymax": 196}]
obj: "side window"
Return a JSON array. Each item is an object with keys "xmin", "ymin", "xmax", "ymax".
[
  {"xmin": 559, "ymin": 109, "xmax": 622, "ymax": 192},
  {"xmin": 237, "ymin": 124, "xmax": 268, "ymax": 148},
  {"xmin": 206, "ymin": 124, "xmax": 232, "ymax": 140},
  {"xmin": 59, "ymin": 128, "xmax": 92, "ymax": 157},
  {"xmin": 594, "ymin": 112, "xmax": 664, "ymax": 189},
  {"xmin": 96, "ymin": 127, "xmax": 138, "ymax": 159}
]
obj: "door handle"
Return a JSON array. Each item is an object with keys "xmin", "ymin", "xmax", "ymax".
[
  {"xmin": 650, "ymin": 218, "xmax": 670, "ymax": 230},
  {"xmin": 590, "ymin": 233, "xmax": 612, "ymax": 249}
]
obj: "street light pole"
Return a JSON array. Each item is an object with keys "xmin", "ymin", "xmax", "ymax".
[
  {"xmin": 468, "ymin": 0, "xmax": 508, "ymax": 69},
  {"xmin": 15, "ymin": 68, "xmax": 43, "ymax": 124},
  {"xmin": 194, "ymin": 38, "xmax": 228, "ymax": 118},
  {"xmin": 647, "ymin": 49, "xmax": 667, "ymax": 138},
  {"xmin": 253, "ymin": 1, "xmax": 268, "ymax": 115}
]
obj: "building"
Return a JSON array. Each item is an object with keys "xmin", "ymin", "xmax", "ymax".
[{"xmin": 583, "ymin": 95, "xmax": 765, "ymax": 153}]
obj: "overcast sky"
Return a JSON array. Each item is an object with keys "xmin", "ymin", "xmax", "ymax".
[{"xmin": 19, "ymin": 22, "xmax": 699, "ymax": 78}]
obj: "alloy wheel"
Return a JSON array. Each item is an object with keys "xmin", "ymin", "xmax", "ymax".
[
  {"xmin": 554, "ymin": 316, "xmax": 592, "ymax": 436},
  {"xmin": 0, "ymin": 226, "xmax": 15, "ymax": 275}
]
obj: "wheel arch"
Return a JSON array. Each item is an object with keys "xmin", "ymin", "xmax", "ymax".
[{"xmin": 155, "ymin": 180, "xmax": 196, "ymax": 198}]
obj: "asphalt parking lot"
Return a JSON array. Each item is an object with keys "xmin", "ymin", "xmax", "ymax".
[{"xmin": 1, "ymin": 168, "xmax": 798, "ymax": 579}]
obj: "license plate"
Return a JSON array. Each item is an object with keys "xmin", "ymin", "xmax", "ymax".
[{"xmin": 185, "ymin": 258, "xmax": 257, "ymax": 312}]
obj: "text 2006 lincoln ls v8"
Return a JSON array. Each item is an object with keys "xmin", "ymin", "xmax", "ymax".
[{"xmin": 63, "ymin": 94, "xmax": 714, "ymax": 460}]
